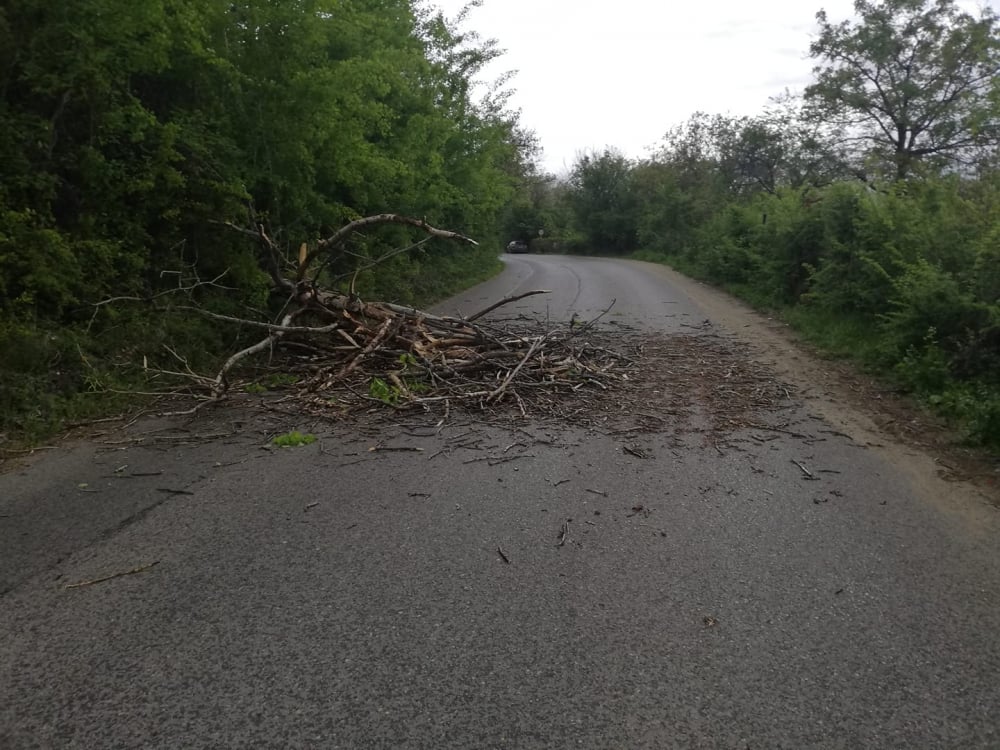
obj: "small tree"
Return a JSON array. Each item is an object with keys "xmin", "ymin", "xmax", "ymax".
[{"xmin": 806, "ymin": 0, "xmax": 1000, "ymax": 179}]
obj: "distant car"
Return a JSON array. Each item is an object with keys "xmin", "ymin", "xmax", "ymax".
[{"xmin": 506, "ymin": 240, "xmax": 529, "ymax": 254}]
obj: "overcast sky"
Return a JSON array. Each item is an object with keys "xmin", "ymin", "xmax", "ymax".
[{"xmin": 429, "ymin": 0, "xmax": 999, "ymax": 175}]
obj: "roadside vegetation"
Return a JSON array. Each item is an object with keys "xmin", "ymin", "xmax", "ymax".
[
  {"xmin": 511, "ymin": 0, "xmax": 1000, "ymax": 449},
  {"xmin": 0, "ymin": 0, "xmax": 536, "ymax": 443}
]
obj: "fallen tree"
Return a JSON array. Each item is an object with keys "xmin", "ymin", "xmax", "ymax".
[
  {"xmin": 97, "ymin": 213, "xmax": 791, "ymax": 435},
  {"xmin": 138, "ymin": 214, "xmax": 637, "ymax": 419}
]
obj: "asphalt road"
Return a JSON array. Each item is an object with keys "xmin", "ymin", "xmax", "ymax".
[{"xmin": 2, "ymin": 254, "xmax": 999, "ymax": 749}]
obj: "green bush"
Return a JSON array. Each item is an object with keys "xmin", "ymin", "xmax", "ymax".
[
  {"xmin": 879, "ymin": 260, "xmax": 995, "ymax": 364},
  {"xmin": 927, "ymin": 384, "xmax": 1000, "ymax": 447}
]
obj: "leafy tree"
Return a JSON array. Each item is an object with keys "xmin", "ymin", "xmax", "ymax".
[
  {"xmin": 502, "ymin": 169, "xmax": 558, "ymax": 243},
  {"xmin": 566, "ymin": 148, "xmax": 638, "ymax": 254},
  {"xmin": 756, "ymin": 93, "xmax": 857, "ymax": 187},
  {"xmin": 806, "ymin": 0, "xmax": 1000, "ymax": 179},
  {"xmin": 630, "ymin": 161, "xmax": 694, "ymax": 256},
  {"xmin": 640, "ymin": 115, "xmax": 738, "ymax": 258},
  {"xmin": 0, "ymin": 0, "xmax": 534, "ymax": 440}
]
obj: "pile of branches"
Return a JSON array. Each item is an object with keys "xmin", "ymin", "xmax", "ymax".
[
  {"xmin": 136, "ymin": 213, "xmax": 793, "ymax": 431},
  {"xmin": 159, "ymin": 214, "xmax": 638, "ymax": 420},
  {"xmin": 228, "ymin": 297, "xmax": 635, "ymax": 419}
]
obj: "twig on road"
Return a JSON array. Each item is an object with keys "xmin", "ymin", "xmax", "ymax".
[
  {"xmin": 65, "ymin": 561, "xmax": 160, "ymax": 589},
  {"xmin": 791, "ymin": 459, "xmax": 818, "ymax": 479},
  {"xmin": 556, "ymin": 522, "xmax": 569, "ymax": 547},
  {"xmin": 466, "ymin": 290, "xmax": 551, "ymax": 322}
]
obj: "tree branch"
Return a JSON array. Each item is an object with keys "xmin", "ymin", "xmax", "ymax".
[{"xmin": 302, "ymin": 214, "xmax": 478, "ymax": 274}]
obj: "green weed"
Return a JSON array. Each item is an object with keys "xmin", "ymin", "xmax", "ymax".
[
  {"xmin": 272, "ymin": 431, "xmax": 317, "ymax": 447},
  {"xmin": 368, "ymin": 377, "xmax": 399, "ymax": 405}
]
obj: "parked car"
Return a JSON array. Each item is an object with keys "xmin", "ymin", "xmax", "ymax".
[{"xmin": 506, "ymin": 240, "xmax": 529, "ymax": 254}]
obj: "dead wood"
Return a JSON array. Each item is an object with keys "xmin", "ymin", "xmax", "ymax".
[
  {"xmin": 120, "ymin": 214, "xmax": 796, "ymax": 434},
  {"xmin": 466, "ymin": 289, "xmax": 552, "ymax": 322}
]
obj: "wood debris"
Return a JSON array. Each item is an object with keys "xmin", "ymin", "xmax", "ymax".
[
  {"xmin": 556, "ymin": 522, "xmax": 569, "ymax": 547},
  {"xmin": 141, "ymin": 215, "xmax": 796, "ymax": 433}
]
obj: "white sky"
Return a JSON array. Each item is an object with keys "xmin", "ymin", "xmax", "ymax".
[{"xmin": 430, "ymin": 0, "xmax": 999, "ymax": 175}]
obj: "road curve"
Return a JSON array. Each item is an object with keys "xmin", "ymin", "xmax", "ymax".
[{"xmin": 2, "ymin": 254, "xmax": 999, "ymax": 749}]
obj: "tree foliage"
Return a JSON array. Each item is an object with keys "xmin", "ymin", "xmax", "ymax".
[
  {"xmin": 806, "ymin": 0, "xmax": 1000, "ymax": 178},
  {"xmin": 0, "ymin": 0, "xmax": 532, "ymax": 440},
  {"xmin": 566, "ymin": 148, "xmax": 638, "ymax": 254}
]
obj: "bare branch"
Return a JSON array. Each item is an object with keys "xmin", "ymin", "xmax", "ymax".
[
  {"xmin": 466, "ymin": 289, "xmax": 552, "ymax": 322},
  {"xmin": 173, "ymin": 306, "xmax": 340, "ymax": 334},
  {"xmin": 305, "ymin": 214, "xmax": 478, "ymax": 272}
]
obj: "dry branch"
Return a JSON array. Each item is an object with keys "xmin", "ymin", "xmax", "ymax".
[
  {"xmin": 133, "ymin": 214, "xmax": 794, "ymax": 433},
  {"xmin": 211, "ymin": 309, "xmax": 301, "ymax": 398},
  {"xmin": 466, "ymin": 289, "xmax": 552, "ymax": 322},
  {"xmin": 317, "ymin": 214, "xmax": 478, "ymax": 250}
]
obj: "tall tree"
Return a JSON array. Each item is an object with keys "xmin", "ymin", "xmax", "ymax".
[{"xmin": 806, "ymin": 0, "xmax": 1000, "ymax": 179}]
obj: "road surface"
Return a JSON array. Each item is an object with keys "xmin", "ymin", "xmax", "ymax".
[{"xmin": 2, "ymin": 254, "xmax": 999, "ymax": 749}]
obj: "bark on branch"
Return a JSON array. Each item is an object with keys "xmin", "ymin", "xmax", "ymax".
[{"xmin": 302, "ymin": 214, "xmax": 478, "ymax": 276}]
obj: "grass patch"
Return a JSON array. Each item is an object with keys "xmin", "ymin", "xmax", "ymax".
[
  {"xmin": 630, "ymin": 249, "xmax": 674, "ymax": 265},
  {"xmin": 272, "ymin": 431, "xmax": 317, "ymax": 447},
  {"xmin": 779, "ymin": 307, "xmax": 883, "ymax": 365}
]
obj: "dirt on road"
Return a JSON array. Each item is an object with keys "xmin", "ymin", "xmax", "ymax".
[
  {"xmin": 3, "ymin": 257, "xmax": 996, "ymax": 514},
  {"xmin": 641, "ymin": 262, "xmax": 1000, "ymax": 511}
]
